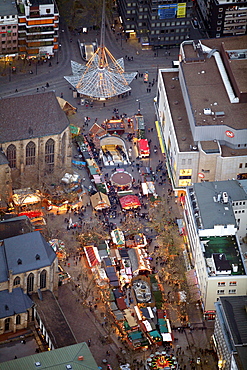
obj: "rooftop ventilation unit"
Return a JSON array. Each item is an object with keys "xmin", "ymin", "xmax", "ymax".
[
  {"xmin": 222, "ymin": 192, "xmax": 228, "ymax": 203},
  {"xmin": 204, "ymin": 108, "xmax": 212, "ymax": 115},
  {"xmin": 215, "ymin": 111, "xmax": 225, "ymax": 117},
  {"xmin": 35, "ymin": 363, "xmax": 41, "ymax": 367}
]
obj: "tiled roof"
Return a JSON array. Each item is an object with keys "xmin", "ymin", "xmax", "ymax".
[
  {"xmin": 2, "ymin": 231, "xmax": 56, "ymax": 279},
  {"xmin": 0, "ymin": 287, "xmax": 33, "ymax": 319},
  {"xmin": 0, "ymin": 92, "xmax": 69, "ymax": 144}
]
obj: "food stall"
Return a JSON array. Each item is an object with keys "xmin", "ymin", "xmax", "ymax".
[
  {"xmin": 90, "ymin": 192, "xmax": 111, "ymax": 210},
  {"xmin": 137, "ymin": 139, "xmax": 150, "ymax": 158},
  {"xmin": 119, "ymin": 195, "xmax": 141, "ymax": 210}
]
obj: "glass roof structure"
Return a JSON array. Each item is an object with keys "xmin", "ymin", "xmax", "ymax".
[
  {"xmin": 64, "ymin": 0, "xmax": 137, "ymax": 99},
  {"xmin": 64, "ymin": 51, "xmax": 137, "ymax": 99}
]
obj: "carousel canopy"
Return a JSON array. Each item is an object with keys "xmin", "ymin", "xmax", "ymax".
[{"xmin": 120, "ymin": 195, "xmax": 141, "ymax": 209}]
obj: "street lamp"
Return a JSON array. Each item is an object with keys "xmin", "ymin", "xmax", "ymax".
[{"xmin": 136, "ymin": 99, "xmax": 141, "ymax": 114}]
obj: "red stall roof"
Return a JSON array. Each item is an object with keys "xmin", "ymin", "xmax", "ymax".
[
  {"xmin": 116, "ymin": 297, "xmax": 127, "ymax": 310},
  {"xmin": 119, "ymin": 195, "xmax": 141, "ymax": 209}
]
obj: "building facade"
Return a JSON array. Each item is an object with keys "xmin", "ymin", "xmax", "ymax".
[
  {"xmin": 183, "ymin": 180, "xmax": 247, "ymax": 316},
  {"xmin": 17, "ymin": 0, "xmax": 59, "ymax": 59},
  {"xmin": 0, "ymin": 0, "xmax": 18, "ymax": 59},
  {"xmin": 117, "ymin": 0, "xmax": 193, "ymax": 48},
  {"xmin": 0, "ymin": 230, "xmax": 58, "ymax": 335},
  {"xmin": 197, "ymin": 0, "xmax": 247, "ymax": 38},
  {"xmin": 0, "ymin": 91, "xmax": 72, "ymax": 189},
  {"xmin": 0, "ymin": 152, "xmax": 12, "ymax": 209},
  {"xmin": 213, "ymin": 296, "xmax": 247, "ymax": 370},
  {"xmin": 155, "ymin": 36, "xmax": 247, "ymax": 195}
]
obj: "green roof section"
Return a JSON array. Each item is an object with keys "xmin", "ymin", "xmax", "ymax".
[
  {"xmin": 201, "ymin": 235, "xmax": 246, "ymax": 276},
  {"xmin": 1, "ymin": 342, "xmax": 99, "ymax": 370}
]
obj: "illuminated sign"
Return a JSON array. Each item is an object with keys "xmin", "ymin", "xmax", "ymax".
[
  {"xmin": 198, "ymin": 173, "xmax": 205, "ymax": 179},
  {"xmin": 177, "ymin": 3, "xmax": 186, "ymax": 18},
  {"xmin": 225, "ymin": 130, "xmax": 234, "ymax": 138}
]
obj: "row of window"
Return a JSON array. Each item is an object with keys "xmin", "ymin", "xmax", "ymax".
[
  {"xmin": 13, "ymin": 270, "xmax": 47, "ymax": 291},
  {"xmin": 6, "ymin": 139, "xmax": 55, "ymax": 168},
  {"xmin": 239, "ymin": 163, "xmax": 247, "ymax": 168},
  {"xmin": 0, "ymin": 25, "xmax": 17, "ymax": 29},
  {"xmin": 0, "ymin": 33, "xmax": 17, "ymax": 37},
  {"xmin": 0, "ymin": 16, "xmax": 16, "ymax": 20},
  {"xmin": 150, "ymin": 35, "xmax": 187, "ymax": 41},
  {"xmin": 217, "ymin": 289, "xmax": 236, "ymax": 294},
  {"xmin": 235, "ymin": 210, "xmax": 245, "ymax": 213},
  {"xmin": 233, "ymin": 201, "xmax": 246, "ymax": 206},
  {"xmin": 218, "ymin": 281, "xmax": 237, "ymax": 286}
]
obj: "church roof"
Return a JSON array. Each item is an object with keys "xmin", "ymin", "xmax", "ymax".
[
  {"xmin": 0, "ymin": 92, "xmax": 69, "ymax": 144},
  {"xmin": 0, "ymin": 231, "xmax": 56, "ymax": 282}
]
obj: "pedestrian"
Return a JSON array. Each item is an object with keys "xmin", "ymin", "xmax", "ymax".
[
  {"xmin": 60, "ymin": 92, "xmax": 63, "ymax": 98},
  {"xmin": 15, "ymin": 89, "xmax": 18, "ymax": 93},
  {"xmin": 87, "ymin": 339, "xmax": 91, "ymax": 347}
]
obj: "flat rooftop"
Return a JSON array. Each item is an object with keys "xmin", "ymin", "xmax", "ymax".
[
  {"xmin": 182, "ymin": 39, "xmax": 247, "ymax": 131},
  {"xmin": 203, "ymin": 36, "xmax": 247, "ymax": 95},
  {"xmin": 161, "ymin": 70, "xmax": 194, "ymax": 152},
  {"xmin": 201, "ymin": 236, "xmax": 246, "ymax": 276},
  {"xmin": 0, "ymin": 0, "xmax": 17, "ymax": 16},
  {"xmin": 161, "ymin": 70, "xmax": 247, "ymax": 156},
  {"xmin": 191, "ymin": 180, "xmax": 247, "ymax": 229},
  {"xmin": 219, "ymin": 295, "xmax": 247, "ymax": 345},
  {"xmin": 31, "ymin": 290, "xmax": 77, "ymax": 349}
]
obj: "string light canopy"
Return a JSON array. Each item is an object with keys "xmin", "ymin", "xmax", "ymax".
[{"xmin": 64, "ymin": 0, "xmax": 137, "ymax": 99}]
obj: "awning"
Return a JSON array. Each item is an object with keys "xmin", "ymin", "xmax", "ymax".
[
  {"xmin": 155, "ymin": 120, "xmax": 166, "ymax": 154},
  {"xmin": 120, "ymin": 195, "xmax": 141, "ymax": 209},
  {"xmin": 111, "ymin": 229, "xmax": 125, "ymax": 246},
  {"xmin": 18, "ymin": 210, "xmax": 43, "ymax": 218},
  {"xmin": 84, "ymin": 245, "xmax": 100, "ymax": 267},
  {"xmin": 161, "ymin": 332, "xmax": 173, "ymax": 342}
]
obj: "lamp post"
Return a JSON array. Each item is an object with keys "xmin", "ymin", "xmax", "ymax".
[{"xmin": 136, "ymin": 99, "xmax": 141, "ymax": 114}]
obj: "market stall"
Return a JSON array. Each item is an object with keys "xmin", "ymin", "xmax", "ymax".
[
  {"xmin": 119, "ymin": 195, "xmax": 141, "ymax": 210},
  {"xmin": 90, "ymin": 192, "xmax": 111, "ymax": 210}
]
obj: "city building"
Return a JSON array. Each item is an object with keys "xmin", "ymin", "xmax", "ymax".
[
  {"xmin": 16, "ymin": 0, "xmax": 59, "ymax": 59},
  {"xmin": 1, "ymin": 342, "xmax": 99, "ymax": 370},
  {"xmin": 0, "ymin": 91, "xmax": 72, "ymax": 189},
  {"xmin": 155, "ymin": 35, "xmax": 247, "ymax": 196},
  {"xmin": 196, "ymin": 0, "xmax": 247, "ymax": 38},
  {"xmin": 213, "ymin": 296, "xmax": 247, "ymax": 370},
  {"xmin": 183, "ymin": 180, "xmax": 247, "ymax": 318},
  {"xmin": 0, "ymin": 0, "xmax": 18, "ymax": 60},
  {"xmin": 0, "ymin": 230, "xmax": 58, "ymax": 336},
  {"xmin": 117, "ymin": 0, "xmax": 193, "ymax": 49}
]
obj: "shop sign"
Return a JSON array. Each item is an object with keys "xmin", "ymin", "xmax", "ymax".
[
  {"xmin": 198, "ymin": 173, "xmax": 205, "ymax": 179},
  {"xmin": 225, "ymin": 130, "xmax": 234, "ymax": 138}
]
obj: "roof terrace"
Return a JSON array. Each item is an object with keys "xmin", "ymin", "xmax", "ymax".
[{"xmin": 201, "ymin": 236, "xmax": 246, "ymax": 276}]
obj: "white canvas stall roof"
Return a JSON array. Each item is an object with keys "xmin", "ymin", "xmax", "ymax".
[
  {"xmin": 161, "ymin": 333, "xmax": 173, "ymax": 342},
  {"xmin": 100, "ymin": 135, "xmax": 125, "ymax": 146}
]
